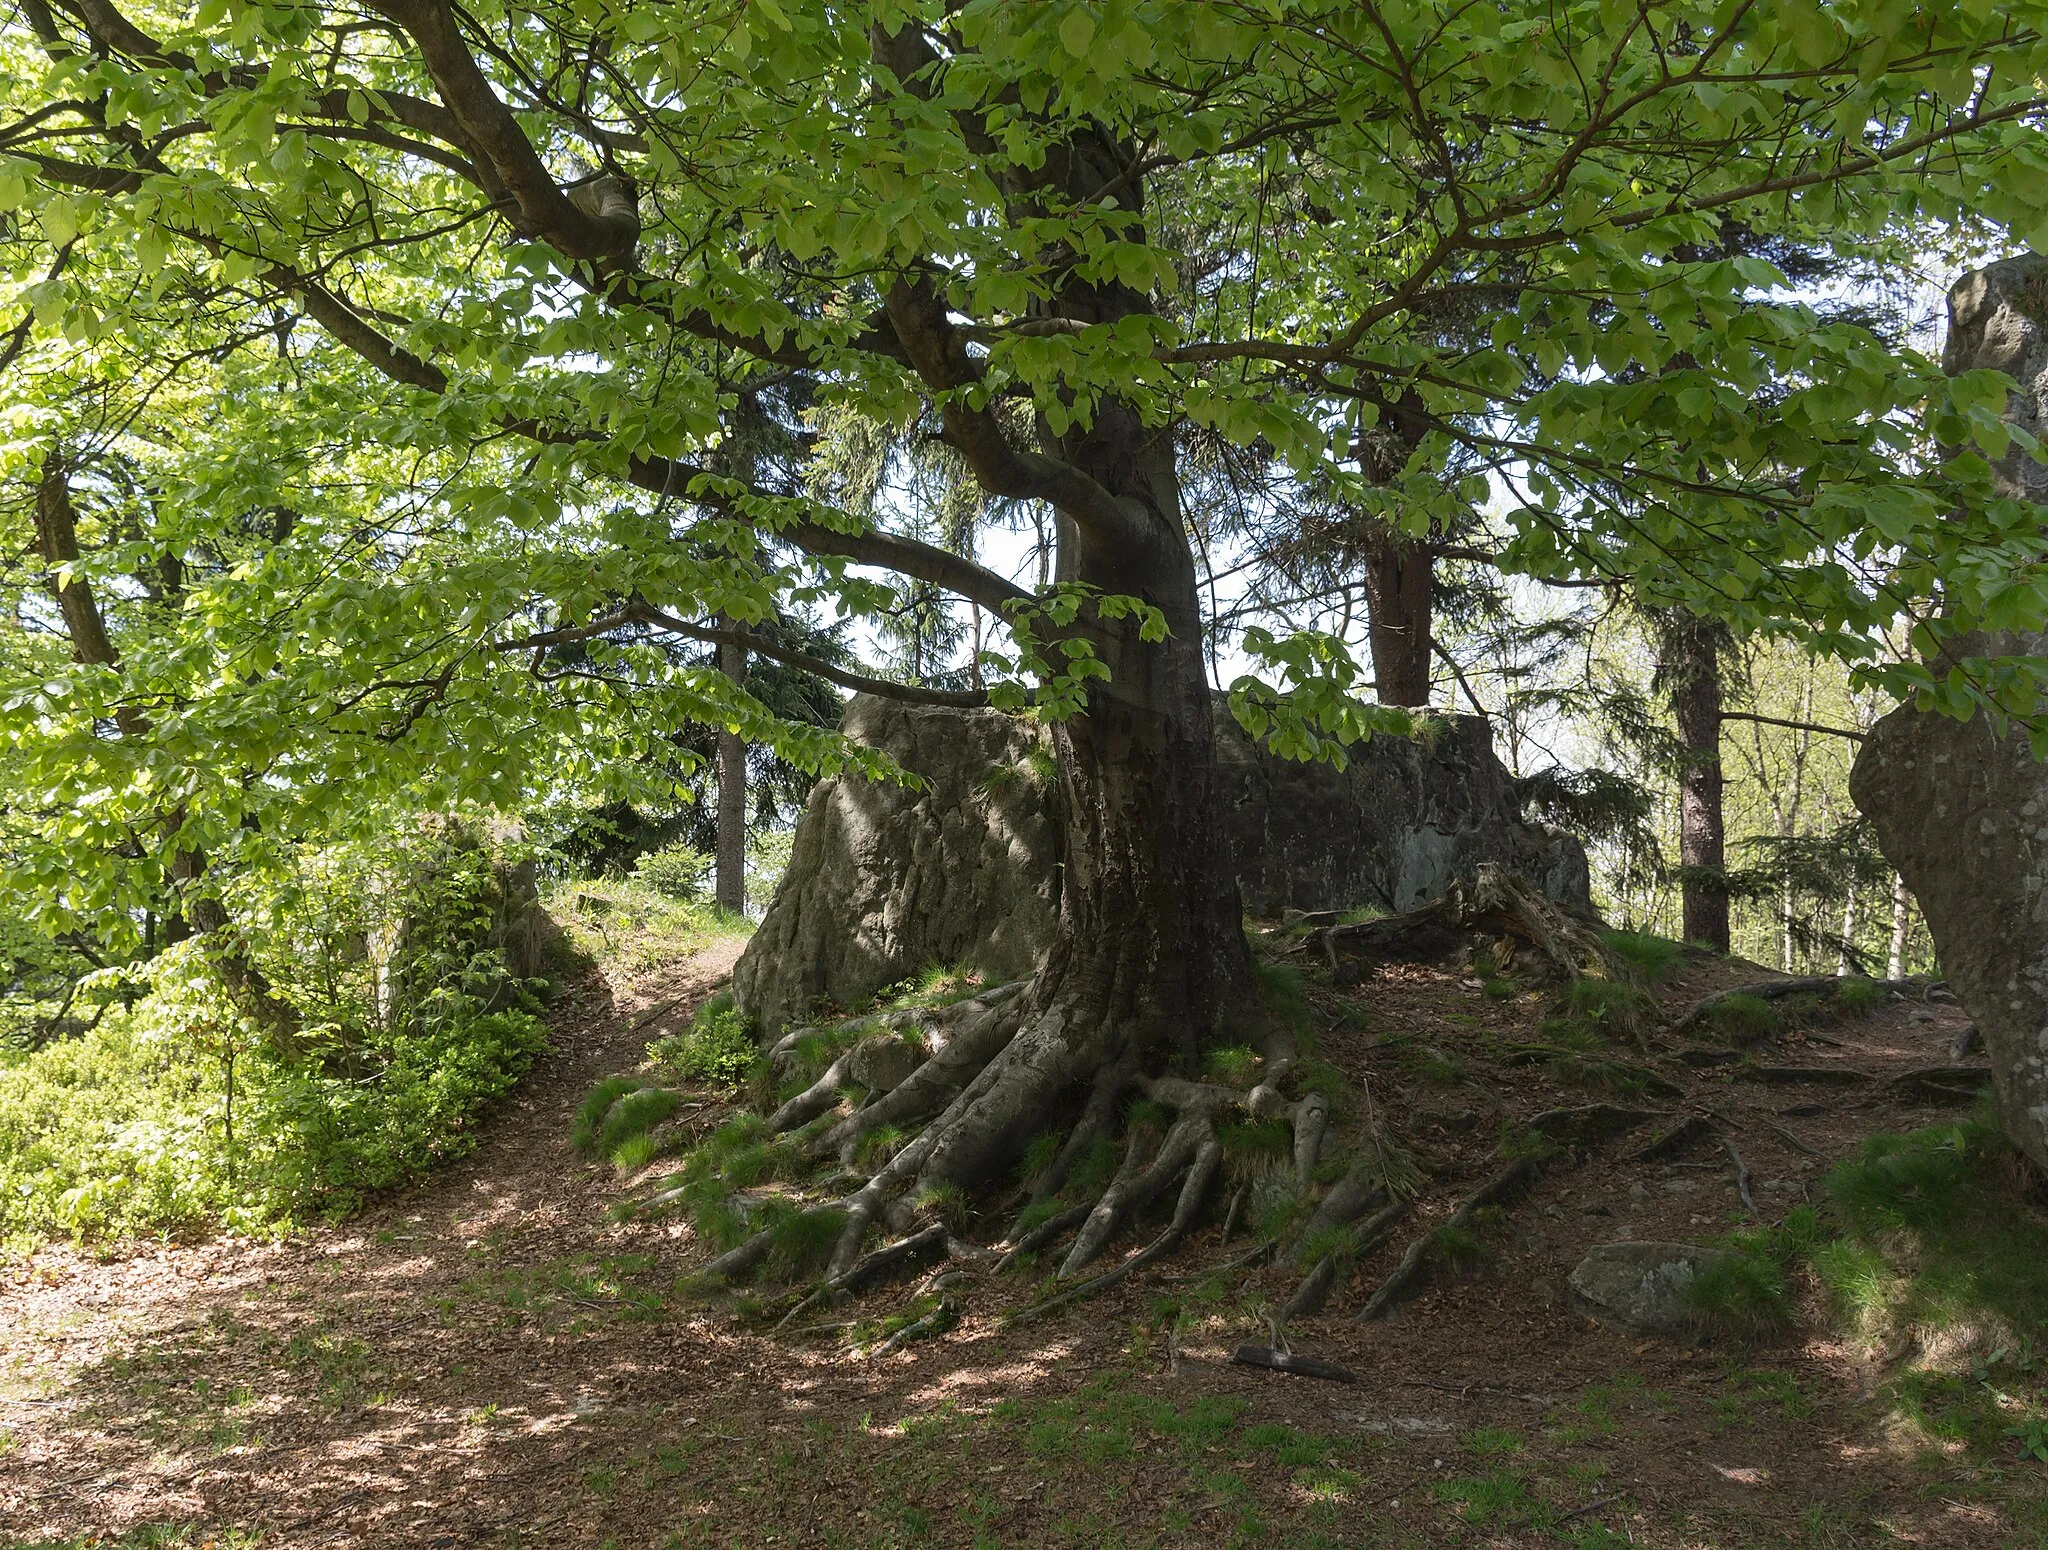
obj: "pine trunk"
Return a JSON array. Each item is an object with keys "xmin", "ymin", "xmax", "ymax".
[{"xmin": 1362, "ymin": 525, "xmax": 1433, "ymax": 707}]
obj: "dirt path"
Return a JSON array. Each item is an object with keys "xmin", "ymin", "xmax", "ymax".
[{"xmin": 1, "ymin": 948, "xmax": 2039, "ymax": 1548}]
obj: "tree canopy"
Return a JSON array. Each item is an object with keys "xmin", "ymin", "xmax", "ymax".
[{"xmin": 5, "ymin": 0, "xmax": 2048, "ymax": 979}]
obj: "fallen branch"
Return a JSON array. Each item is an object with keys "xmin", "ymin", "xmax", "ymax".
[{"xmin": 1229, "ymin": 1344, "xmax": 1360, "ymax": 1383}]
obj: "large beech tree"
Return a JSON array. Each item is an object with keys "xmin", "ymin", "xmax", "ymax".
[{"xmin": 8, "ymin": 0, "xmax": 2048, "ymax": 1277}]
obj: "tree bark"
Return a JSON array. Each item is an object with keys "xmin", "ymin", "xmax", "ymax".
[
  {"xmin": 1362, "ymin": 522, "xmax": 1432, "ymax": 706},
  {"xmin": 1854, "ymin": 255, "xmax": 2048, "ymax": 1177},
  {"xmin": 715, "ymin": 630, "xmax": 748, "ymax": 917},
  {"xmin": 1658, "ymin": 611, "xmax": 1730, "ymax": 953}
]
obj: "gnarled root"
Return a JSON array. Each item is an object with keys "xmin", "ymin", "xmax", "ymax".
[
  {"xmin": 1282, "ymin": 1197, "xmax": 1414, "ymax": 1319},
  {"xmin": 1016, "ymin": 1125, "xmax": 1224, "ymax": 1322},
  {"xmin": 1356, "ymin": 1156, "xmax": 1539, "ymax": 1323}
]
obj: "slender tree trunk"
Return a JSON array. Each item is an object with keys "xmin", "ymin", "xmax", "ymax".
[
  {"xmin": 1659, "ymin": 611, "xmax": 1730, "ymax": 953},
  {"xmin": 1888, "ymin": 873, "xmax": 1911, "ymax": 979},
  {"xmin": 1782, "ymin": 678, "xmax": 1814, "ymax": 971},
  {"xmin": 1838, "ymin": 880, "xmax": 1857, "ymax": 975},
  {"xmin": 36, "ymin": 450, "xmax": 298, "ymax": 1047},
  {"xmin": 715, "ymin": 632, "xmax": 748, "ymax": 917},
  {"xmin": 1362, "ymin": 523, "xmax": 1432, "ymax": 706}
]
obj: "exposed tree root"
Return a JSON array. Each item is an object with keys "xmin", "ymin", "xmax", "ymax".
[
  {"xmin": 1627, "ymin": 1114, "xmax": 1713, "ymax": 1163},
  {"xmin": 1338, "ymin": 1105, "xmax": 1659, "ymax": 1324},
  {"xmin": 1013, "ymin": 1130, "xmax": 1223, "ymax": 1322},
  {"xmin": 1892, "ymin": 1065, "xmax": 1992, "ymax": 1104},
  {"xmin": 1356, "ymin": 1156, "xmax": 1540, "ymax": 1322},
  {"xmin": 862, "ymin": 1296, "xmax": 956, "ymax": 1359},
  {"xmin": 1734, "ymin": 1064, "xmax": 1870, "ymax": 1086},
  {"xmin": 1723, "ymin": 1138, "xmax": 1756, "ymax": 1214},
  {"xmin": 1282, "ymin": 1197, "xmax": 1413, "ymax": 1319},
  {"xmin": 773, "ymin": 1223, "xmax": 950, "ymax": 1330},
  {"xmin": 1675, "ymin": 975, "xmax": 1919, "ymax": 1033},
  {"xmin": 994, "ymin": 1204, "xmax": 1092, "ymax": 1273},
  {"xmin": 1501, "ymin": 1045, "xmax": 1685, "ymax": 1099}
]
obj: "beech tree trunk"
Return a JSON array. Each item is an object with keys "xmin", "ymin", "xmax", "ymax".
[
  {"xmin": 1659, "ymin": 611, "xmax": 1730, "ymax": 953},
  {"xmin": 1362, "ymin": 524, "xmax": 1433, "ymax": 707},
  {"xmin": 715, "ymin": 631, "xmax": 748, "ymax": 917}
]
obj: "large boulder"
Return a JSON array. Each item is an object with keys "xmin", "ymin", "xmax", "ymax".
[
  {"xmin": 733, "ymin": 695, "xmax": 1590, "ymax": 1031},
  {"xmin": 1569, "ymin": 1240, "xmax": 1730, "ymax": 1337},
  {"xmin": 1852, "ymin": 256, "xmax": 2048, "ymax": 1176}
]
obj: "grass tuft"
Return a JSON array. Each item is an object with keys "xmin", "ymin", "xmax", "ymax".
[
  {"xmin": 766, "ymin": 1207, "xmax": 848, "ymax": 1281},
  {"xmin": 1201, "ymin": 1043, "xmax": 1262, "ymax": 1088},
  {"xmin": 1686, "ymin": 1250, "xmax": 1793, "ymax": 1340},
  {"xmin": 1019, "ymin": 1129, "xmax": 1062, "ymax": 1184},
  {"xmin": 1598, "ymin": 927, "xmax": 1687, "ymax": 984},
  {"xmin": 609, "ymin": 1130, "xmax": 664, "ymax": 1175},
  {"xmin": 572, "ymin": 1075, "xmax": 651, "ymax": 1154},
  {"xmin": 596, "ymin": 1085, "xmax": 682, "ymax": 1155},
  {"xmin": 1254, "ymin": 958, "xmax": 1310, "ymax": 1032},
  {"xmin": 1706, "ymin": 991, "xmax": 1780, "ymax": 1043}
]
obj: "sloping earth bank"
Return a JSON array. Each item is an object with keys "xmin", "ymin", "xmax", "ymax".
[{"xmin": 3, "ymin": 940, "xmax": 2043, "ymax": 1549}]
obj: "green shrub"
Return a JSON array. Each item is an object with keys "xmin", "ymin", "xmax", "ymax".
[
  {"xmin": 1834, "ymin": 976, "xmax": 1883, "ymax": 1014},
  {"xmin": 0, "ymin": 969, "xmax": 547, "ymax": 1241},
  {"xmin": 633, "ymin": 843, "xmax": 712, "ymax": 901},
  {"xmin": 652, "ymin": 998, "xmax": 758, "ymax": 1088}
]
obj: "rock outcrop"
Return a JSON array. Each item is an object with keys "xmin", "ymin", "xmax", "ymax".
[
  {"xmin": 1852, "ymin": 256, "xmax": 2048, "ymax": 1176},
  {"xmin": 733, "ymin": 695, "xmax": 1590, "ymax": 1031}
]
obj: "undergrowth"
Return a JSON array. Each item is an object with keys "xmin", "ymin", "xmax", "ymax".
[
  {"xmin": 1685, "ymin": 1109, "xmax": 2048, "ymax": 1471},
  {"xmin": 0, "ymin": 827, "xmax": 554, "ymax": 1244}
]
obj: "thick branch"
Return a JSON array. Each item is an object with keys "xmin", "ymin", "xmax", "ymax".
[
  {"xmin": 497, "ymin": 604, "xmax": 991, "ymax": 708},
  {"xmin": 880, "ymin": 277, "xmax": 1142, "ymax": 542},
  {"xmin": 366, "ymin": 0, "xmax": 637, "ymax": 259}
]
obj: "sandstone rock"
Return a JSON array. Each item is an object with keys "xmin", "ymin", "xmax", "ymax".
[
  {"xmin": 733, "ymin": 694, "xmax": 1591, "ymax": 1031},
  {"xmin": 1852, "ymin": 255, "xmax": 2048, "ymax": 1176},
  {"xmin": 1568, "ymin": 1240, "xmax": 1730, "ymax": 1336}
]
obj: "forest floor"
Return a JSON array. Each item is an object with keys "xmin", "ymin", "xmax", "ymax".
[{"xmin": 3, "ymin": 925, "xmax": 2044, "ymax": 1549}]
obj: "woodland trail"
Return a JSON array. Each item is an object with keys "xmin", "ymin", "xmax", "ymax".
[{"xmin": 0, "ymin": 943, "xmax": 2039, "ymax": 1549}]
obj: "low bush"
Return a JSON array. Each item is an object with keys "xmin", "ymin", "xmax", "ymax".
[
  {"xmin": 633, "ymin": 843, "xmax": 712, "ymax": 901},
  {"xmin": 651, "ymin": 995, "xmax": 758, "ymax": 1088},
  {"xmin": 0, "ymin": 947, "xmax": 546, "ymax": 1241},
  {"xmin": 0, "ymin": 824, "xmax": 554, "ymax": 1244}
]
